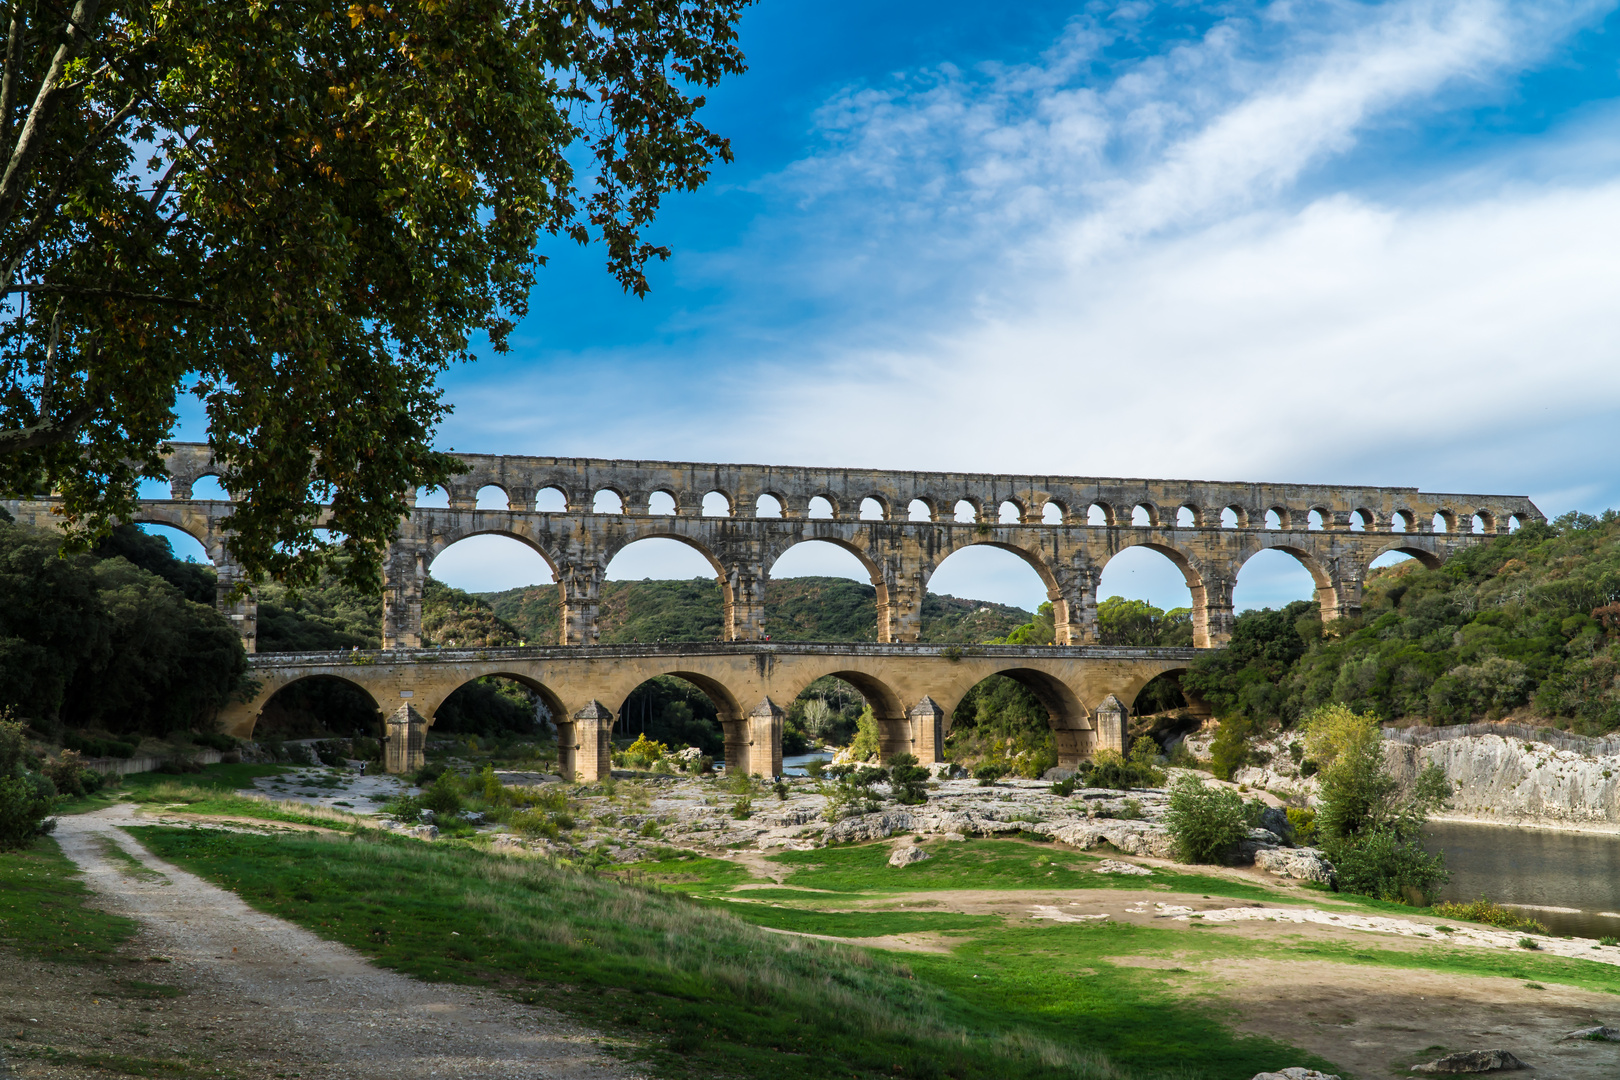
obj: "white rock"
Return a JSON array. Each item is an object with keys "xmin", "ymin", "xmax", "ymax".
[
  {"xmin": 1094, "ymin": 859, "xmax": 1152, "ymax": 876},
  {"xmin": 405, "ymin": 824, "xmax": 439, "ymax": 841},
  {"xmin": 889, "ymin": 845, "xmax": 931, "ymax": 867},
  {"xmin": 1252, "ymin": 1070, "xmax": 1341, "ymax": 1080},
  {"xmin": 824, "ymin": 811, "xmax": 915, "ymax": 843},
  {"xmin": 1254, "ymin": 847, "xmax": 1335, "ymax": 884}
]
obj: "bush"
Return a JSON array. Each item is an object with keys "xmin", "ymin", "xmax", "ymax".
[
  {"xmin": 191, "ymin": 731, "xmax": 237, "ymax": 752},
  {"xmin": 974, "ymin": 763, "xmax": 1008, "ymax": 787},
  {"xmin": 1087, "ymin": 744, "xmax": 1164, "ymax": 791},
  {"xmin": 386, "ymin": 794, "xmax": 424, "ymax": 823},
  {"xmin": 888, "ymin": 754, "xmax": 929, "ymax": 806},
  {"xmin": 1162, "ymin": 774, "xmax": 1247, "ymax": 863},
  {"xmin": 1286, "ymin": 807, "xmax": 1318, "ymax": 846},
  {"xmin": 313, "ymin": 739, "xmax": 348, "ymax": 767},
  {"xmin": 1432, "ymin": 898, "xmax": 1548, "ymax": 934},
  {"xmin": 0, "ymin": 717, "xmax": 54, "ymax": 849},
  {"xmin": 1208, "ymin": 717, "xmax": 1253, "ymax": 781},
  {"xmin": 61, "ymin": 731, "xmax": 137, "ymax": 758},
  {"xmin": 1050, "ymin": 775, "xmax": 1077, "ymax": 796},
  {"xmin": 622, "ymin": 733, "xmax": 668, "ymax": 770},
  {"xmin": 42, "ymin": 750, "xmax": 104, "ymax": 798},
  {"xmin": 1324, "ymin": 826, "xmax": 1447, "ymax": 903},
  {"xmin": 846, "ymin": 707, "xmax": 880, "ymax": 763},
  {"xmin": 420, "ymin": 774, "xmax": 464, "ymax": 817}
]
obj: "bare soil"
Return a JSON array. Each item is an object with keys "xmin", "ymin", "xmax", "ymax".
[{"xmin": 2, "ymin": 805, "xmax": 642, "ymax": 1080}]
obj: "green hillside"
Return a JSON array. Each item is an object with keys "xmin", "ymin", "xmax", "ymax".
[
  {"xmin": 479, "ymin": 576, "xmax": 1034, "ymax": 644},
  {"xmin": 1185, "ymin": 511, "xmax": 1620, "ymax": 733}
]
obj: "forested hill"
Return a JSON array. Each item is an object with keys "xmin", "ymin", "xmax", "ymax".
[
  {"xmin": 255, "ymin": 574, "xmax": 1034, "ymax": 650},
  {"xmin": 1185, "ymin": 511, "xmax": 1620, "ymax": 734},
  {"xmin": 481, "ymin": 578, "xmax": 1035, "ymax": 644}
]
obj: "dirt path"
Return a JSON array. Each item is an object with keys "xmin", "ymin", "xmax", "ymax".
[{"xmin": 34, "ymin": 806, "xmax": 642, "ymax": 1079}]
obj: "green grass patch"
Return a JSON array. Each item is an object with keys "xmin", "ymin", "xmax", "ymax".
[
  {"xmin": 766, "ymin": 840, "xmax": 1281, "ymax": 904},
  {"xmin": 1, "ymin": 1043, "xmax": 210, "ymax": 1077},
  {"xmin": 130, "ymin": 825, "xmax": 1320, "ymax": 1079},
  {"xmin": 123, "ymin": 781, "xmax": 366, "ymax": 830},
  {"xmin": 120, "ymin": 762, "xmax": 291, "ymax": 794},
  {"xmin": 701, "ymin": 900, "xmax": 999, "ymax": 938},
  {"xmin": 1254, "ymin": 934, "xmax": 1620, "ymax": 995},
  {"xmin": 93, "ymin": 835, "xmax": 168, "ymax": 884},
  {"xmin": 0, "ymin": 838, "xmax": 136, "ymax": 962}
]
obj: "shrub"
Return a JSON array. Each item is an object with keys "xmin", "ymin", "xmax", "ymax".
[
  {"xmin": 1050, "ymin": 775, "xmax": 1077, "ymax": 796},
  {"xmin": 1326, "ymin": 826, "xmax": 1448, "ymax": 903},
  {"xmin": 1118, "ymin": 798, "xmax": 1144, "ymax": 820},
  {"xmin": 385, "ymin": 794, "xmax": 424, "ymax": 823},
  {"xmin": 192, "ymin": 731, "xmax": 237, "ymax": 752},
  {"xmin": 803, "ymin": 758, "xmax": 827, "ymax": 780},
  {"xmin": 973, "ymin": 763, "xmax": 1008, "ymax": 787},
  {"xmin": 1518, "ymin": 937, "xmax": 1539, "ymax": 950},
  {"xmin": 846, "ymin": 707, "xmax": 881, "ymax": 763},
  {"xmin": 1286, "ymin": 807, "xmax": 1318, "ymax": 845},
  {"xmin": 888, "ymin": 754, "xmax": 930, "ymax": 806},
  {"xmin": 420, "ymin": 774, "xmax": 464, "ymax": 817},
  {"xmin": 412, "ymin": 762, "xmax": 447, "ymax": 785},
  {"xmin": 729, "ymin": 795, "xmax": 753, "ymax": 820},
  {"xmin": 1162, "ymin": 774, "xmax": 1247, "ymax": 863},
  {"xmin": 509, "ymin": 808, "xmax": 559, "ymax": 839},
  {"xmin": 1208, "ymin": 717, "xmax": 1253, "ymax": 781},
  {"xmin": 1088, "ymin": 748, "xmax": 1162, "ymax": 791},
  {"xmin": 622, "ymin": 734, "xmax": 668, "ymax": 770},
  {"xmin": 313, "ymin": 739, "xmax": 348, "ymax": 767},
  {"xmin": 42, "ymin": 749, "xmax": 95, "ymax": 798},
  {"xmin": 1432, "ymin": 898, "xmax": 1548, "ymax": 933}
]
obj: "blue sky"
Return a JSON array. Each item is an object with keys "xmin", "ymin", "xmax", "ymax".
[{"xmin": 158, "ymin": 0, "xmax": 1620, "ymax": 615}]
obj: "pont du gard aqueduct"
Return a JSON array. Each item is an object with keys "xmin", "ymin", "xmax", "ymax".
[{"xmin": 3, "ymin": 443, "xmax": 1544, "ymax": 780}]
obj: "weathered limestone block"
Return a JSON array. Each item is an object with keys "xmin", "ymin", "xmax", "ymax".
[
  {"xmin": 384, "ymin": 704, "xmax": 427, "ymax": 774},
  {"xmin": 888, "ymin": 844, "xmax": 931, "ymax": 867},
  {"xmin": 1253, "ymin": 847, "xmax": 1335, "ymax": 884}
]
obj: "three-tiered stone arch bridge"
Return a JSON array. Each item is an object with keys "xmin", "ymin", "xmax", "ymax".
[{"xmin": 4, "ymin": 444, "xmax": 1542, "ymax": 779}]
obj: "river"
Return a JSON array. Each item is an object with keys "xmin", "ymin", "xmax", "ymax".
[{"xmin": 1422, "ymin": 820, "xmax": 1620, "ymax": 938}]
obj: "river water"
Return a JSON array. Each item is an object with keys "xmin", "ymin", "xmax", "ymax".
[{"xmin": 1422, "ymin": 820, "xmax": 1620, "ymax": 938}]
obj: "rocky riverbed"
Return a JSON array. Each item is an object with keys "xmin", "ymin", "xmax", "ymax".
[{"xmin": 470, "ymin": 768, "xmax": 1337, "ymax": 884}]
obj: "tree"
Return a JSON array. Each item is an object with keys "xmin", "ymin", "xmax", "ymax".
[
  {"xmin": 0, "ymin": 0, "xmax": 750, "ymax": 592},
  {"xmin": 1304, "ymin": 704, "xmax": 1450, "ymax": 901},
  {"xmin": 0, "ymin": 715, "xmax": 54, "ymax": 848}
]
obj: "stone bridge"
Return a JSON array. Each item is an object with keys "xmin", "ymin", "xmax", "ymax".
[
  {"xmin": 2, "ymin": 444, "xmax": 1543, "ymax": 778},
  {"xmin": 223, "ymin": 642, "xmax": 1203, "ymax": 780}
]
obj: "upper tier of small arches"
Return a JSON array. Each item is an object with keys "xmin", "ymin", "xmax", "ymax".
[{"xmin": 153, "ymin": 443, "xmax": 1543, "ymax": 536}]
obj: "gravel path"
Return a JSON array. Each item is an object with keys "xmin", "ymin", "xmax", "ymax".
[{"xmin": 50, "ymin": 807, "xmax": 643, "ymax": 1079}]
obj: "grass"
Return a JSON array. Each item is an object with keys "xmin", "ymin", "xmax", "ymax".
[
  {"xmin": 1432, "ymin": 898, "xmax": 1550, "ymax": 934},
  {"xmin": 131, "ymin": 825, "xmax": 1322, "ymax": 1080},
  {"xmin": 123, "ymin": 780, "xmax": 368, "ymax": 831},
  {"xmin": 121, "ymin": 762, "xmax": 292, "ymax": 794},
  {"xmin": 0, "ymin": 1044, "xmax": 214, "ymax": 1078},
  {"xmin": 93, "ymin": 835, "xmax": 168, "ymax": 884},
  {"xmin": 763, "ymin": 839, "xmax": 1283, "ymax": 904},
  {"xmin": 0, "ymin": 837, "xmax": 137, "ymax": 962}
]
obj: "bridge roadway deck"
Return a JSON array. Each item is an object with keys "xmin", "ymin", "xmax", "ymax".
[{"xmin": 236, "ymin": 642, "xmax": 1205, "ymax": 780}]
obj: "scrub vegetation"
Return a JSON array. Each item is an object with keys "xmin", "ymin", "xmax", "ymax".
[{"xmin": 1184, "ymin": 512, "xmax": 1620, "ymax": 733}]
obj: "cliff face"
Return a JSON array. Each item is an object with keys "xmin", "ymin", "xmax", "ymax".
[{"xmin": 1384, "ymin": 734, "xmax": 1620, "ymax": 830}]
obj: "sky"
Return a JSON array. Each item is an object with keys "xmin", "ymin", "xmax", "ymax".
[{"xmin": 153, "ymin": 0, "xmax": 1620, "ymax": 615}]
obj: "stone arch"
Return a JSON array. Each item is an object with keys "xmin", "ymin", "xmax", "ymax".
[
  {"xmin": 647, "ymin": 489, "xmax": 678, "ymax": 516},
  {"xmin": 1472, "ymin": 509, "xmax": 1496, "ymax": 535},
  {"xmin": 1131, "ymin": 502, "xmax": 1159, "ymax": 527},
  {"xmin": 1306, "ymin": 506, "xmax": 1329, "ymax": 531},
  {"xmin": 429, "ymin": 670, "xmax": 566, "ymax": 729},
  {"xmin": 997, "ymin": 498, "xmax": 1027, "ymax": 524},
  {"xmin": 1041, "ymin": 500, "xmax": 1066, "ymax": 525},
  {"xmin": 592, "ymin": 488, "xmax": 626, "ymax": 514},
  {"xmin": 859, "ymin": 495, "xmax": 891, "ymax": 521},
  {"xmin": 130, "ymin": 514, "xmax": 218, "ymax": 564},
  {"xmin": 1096, "ymin": 540, "xmax": 1218, "ymax": 647},
  {"xmin": 1237, "ymin": 541, "xmax": 1339, "ymax": 619},
  {"xmin": 1221, "ymin": 505, "xmax": 1247, "ymax": 528},
  {"xmin": 767, "ymin": 535, "xmax": 889, "ymax": 637},
  {"xmin": 944, "ymin": 666, "xmax": 1092, "ymax": 766},
  {"xmin": 1177, "ymin": 504, "xmax": 1203, "ymax": 528},
  {"xmin": 907, "ymin": 497, "xmax": 936, "ymax": 522},
  {"xmin": 1350, "ymin": 507, "xmax": 1375, "ymax": 532},
  {"xmin": 807, "ymin": 494, "xmax": 839, "ymax": 520},
  {"xmin": 474, "ymin": 484, "xmax": 510, "ymax": 510},
  {"xmin": 701, "ymin": 490, "xmax": 733, "ymax": 518},
  {"xmin": 231, "ymin": 672, "xmax": 387, "ymax": 740},
  {"xmin": 1390, "ymin": 508, "xmax": 1415, "ymax": 533},
  {"xmin": 1087, "ymin": 502, "xmax": 1115, "ymax": 526},
  {"xmin": 534, "ymin": 486, "xmax": 569, "ymax": 512},
  {"xmin": 1432, "ymin": 508, "xmax": 1456, "ymax": 533},
  {"xmin": 189, "ymin": 473, "xmax": 231, "ymax": 501},
  {"xmin": 429, "ymin": 527, "xmax": 562, "ymax": 578},
  {"xmin": 1366, "ymin": 541, "xmax": 1442, "ymax": 571},
  {"xmin": 952, "ymin": 497, "xmax": 982, "ymax": 523},
  {"xmin": 755, "ymin": 491, "xmax": 787, "ymax": 518}
]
